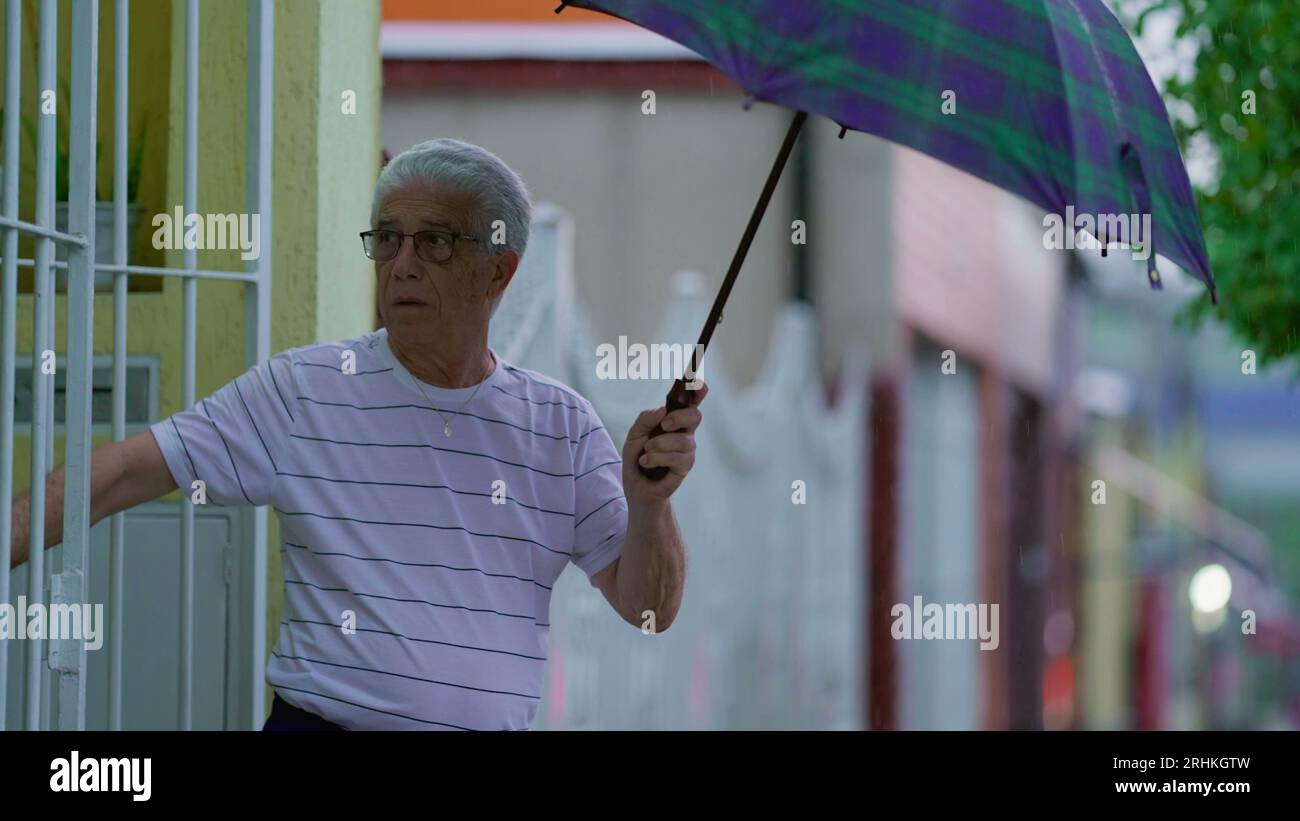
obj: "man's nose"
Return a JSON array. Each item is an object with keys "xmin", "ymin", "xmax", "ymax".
[{"xmin": 390, "ymin": 238, "xmax": 425, "ymax": 279}]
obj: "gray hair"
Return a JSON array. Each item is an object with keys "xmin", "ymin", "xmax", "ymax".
[{"xmin": 371, "ymin": 138, "xmax": 532, "ymax": 260}]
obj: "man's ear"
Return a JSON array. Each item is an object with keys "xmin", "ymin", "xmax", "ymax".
[{"xmin": 490, "ymin": 249, "xmax": 520, "ymax": 300}]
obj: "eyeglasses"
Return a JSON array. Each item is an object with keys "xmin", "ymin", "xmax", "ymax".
[{"xmin": 359, "ymin": 228, "xmax": 482, "ymax": 264}]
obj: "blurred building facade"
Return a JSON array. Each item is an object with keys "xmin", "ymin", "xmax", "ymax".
[{"xmin": 1074, "ymin": 254, "xmax": 1300, "ymax": 730}]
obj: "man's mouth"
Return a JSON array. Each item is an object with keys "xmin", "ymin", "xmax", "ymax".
[{"xmin": 392, "ymin": 297, "xmax": 426, "ymax": 305}]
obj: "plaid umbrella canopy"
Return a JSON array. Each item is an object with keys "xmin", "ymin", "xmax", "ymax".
[{"xmin": 555, "ymin": 0, "xmax": 1216, "ymax": 477}]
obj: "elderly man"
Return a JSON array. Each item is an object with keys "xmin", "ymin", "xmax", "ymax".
[{"xmin": 9, "ymin": 138, "xmax": 705, "ymax": 730}]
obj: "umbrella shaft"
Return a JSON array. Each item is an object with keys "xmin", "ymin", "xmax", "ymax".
[
  {"xmin": 689, "ymin": 108, "xmax": 808, "ymax": 376},
  {"xmin": 639, "ymin": 108, "xmax": 807, "ymax": 483}
]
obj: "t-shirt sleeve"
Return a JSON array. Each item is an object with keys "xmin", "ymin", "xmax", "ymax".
[
  {"xmin": 570, "ymin": 398, "xmax": 628, "ymax": 585},
  {"xmin": 149, "ymin": 349, "xmax": 299, "ymax": 508}
]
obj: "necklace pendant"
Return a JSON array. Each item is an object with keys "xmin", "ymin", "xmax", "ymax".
[{"xmin": 443, "ymin": 421, "xmax": 452, "ymax": 437}]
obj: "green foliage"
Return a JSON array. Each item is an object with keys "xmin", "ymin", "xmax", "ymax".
[
  {"xmin": 7, "ymin": 84, "xmax": 147, "ymax": 205},
  {"xmin": 1134, "ymin": 0, "xmax": 1300, "ymax": 370}
]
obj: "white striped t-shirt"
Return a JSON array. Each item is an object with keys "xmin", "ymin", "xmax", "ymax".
[{"xmin": 149, "ymin": 327, "xmax": 628, "ymax": 730}]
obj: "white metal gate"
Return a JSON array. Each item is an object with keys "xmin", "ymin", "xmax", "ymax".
[{"xmin": 0, "ymin": 0, "xmax": 274, "ymax": 730}]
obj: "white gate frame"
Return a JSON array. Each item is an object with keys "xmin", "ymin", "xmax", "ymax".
[{"xmin": 0, "ymin": 0, "xmax": 274, "ymax": 730}]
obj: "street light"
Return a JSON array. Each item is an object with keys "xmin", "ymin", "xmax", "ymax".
[{"xmin": 1189, "ymin": 563, "xmax": 1232, "ymax": 633}]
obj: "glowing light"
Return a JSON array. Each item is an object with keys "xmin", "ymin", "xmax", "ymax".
[{"xmin": 1189, "ymin": 563, "xmax": 1232, "ymax": 614}]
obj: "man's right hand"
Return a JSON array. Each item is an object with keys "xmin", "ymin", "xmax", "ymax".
[{"xmin": 8, "ymin": 430, "xmax": 178, "ymax": 569}]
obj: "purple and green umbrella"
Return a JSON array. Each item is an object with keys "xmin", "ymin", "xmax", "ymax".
[{"xmin": 555, "ymin": 0, "xmax": 1216, "ymax": 478}]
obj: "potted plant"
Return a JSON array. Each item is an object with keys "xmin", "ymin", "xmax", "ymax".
[
  {"xmin": 52, "ymin": 126, "xmax": 147, "ymax": 289},
  {"xmin": 21, "ymin": 96, "xmax": 147, "ymax": 290}
]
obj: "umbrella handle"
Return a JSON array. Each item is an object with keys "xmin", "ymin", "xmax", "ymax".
[{"xmin": 636, "ymin": 377, "xmax": 699, "ymax": 481}]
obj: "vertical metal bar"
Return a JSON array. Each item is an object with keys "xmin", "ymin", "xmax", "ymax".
[
  {"xmin": 52, "ymin": 0, "xmax": 99, "ymax": 731},
  {"xmin": 179, "ymin": 0, "xmax": 199, "ymax": 731},
  {"xmin": 43, "ymin": 293, "xmax": 52, "ymax": 481},
  {"xmin": 109, "ymin": 0, "xmax": 130, "ymax": 731},
  {"xmin": 26, "ymin": 0, "xmax": 56, "ymax": 731},
  {"xmin": 245, "ymin": 0, "xmax": 273, "ymax": 728},
  {"xmin": 0, "ymin": 0, "xmax": 23, "ymax": 732}
]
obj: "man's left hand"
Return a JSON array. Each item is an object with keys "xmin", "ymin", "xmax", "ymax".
[{"xmin": 622, "ymin": 380, "xmax": 708, "ymax": 502}]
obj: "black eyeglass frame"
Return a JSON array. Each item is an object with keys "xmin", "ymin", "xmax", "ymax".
[{"xmin": 359, "ymin": 228, "xmax": 484, "ymax": 263}]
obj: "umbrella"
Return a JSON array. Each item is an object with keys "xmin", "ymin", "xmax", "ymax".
[{"xmin": 555, "ymin": 0, "xmax": 1216, "ymax": 479}]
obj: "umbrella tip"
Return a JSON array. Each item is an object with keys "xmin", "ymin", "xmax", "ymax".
[
  {"xmin": 742, "ymin": 92, "xmax": 755, "ymax": 111},
  {"xmin": 837, "ymin": 124, "xmax": 848, "ymax": 139},
  {"xmin": 554, "ymin": 1, "xmax": 567, "ymax": 13}
]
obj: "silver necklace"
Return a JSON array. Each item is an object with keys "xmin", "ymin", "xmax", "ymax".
[{"xmin": 413, "ymin": 356, "xmax": 493, "ymax": 438}]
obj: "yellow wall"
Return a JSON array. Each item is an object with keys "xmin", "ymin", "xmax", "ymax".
[
  {"xmin": 4, "ymin": 0, "xmax": 173, "ymax": 495},
  {"xmin": 1080, "ymin": 423, "xmax": 1135, "ymax": 730},
  {"xmin": 2, "ymin": 0, "xmax": 172, "ymax": 282},
  {"xmin": 4, "ymin": 0, "xmax": 381, "ymax": 721}
]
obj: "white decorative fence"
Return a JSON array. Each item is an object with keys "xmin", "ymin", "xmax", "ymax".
[{"xmin": 492, "ymin": 204, "xmax": 868, "ymax": 729}]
